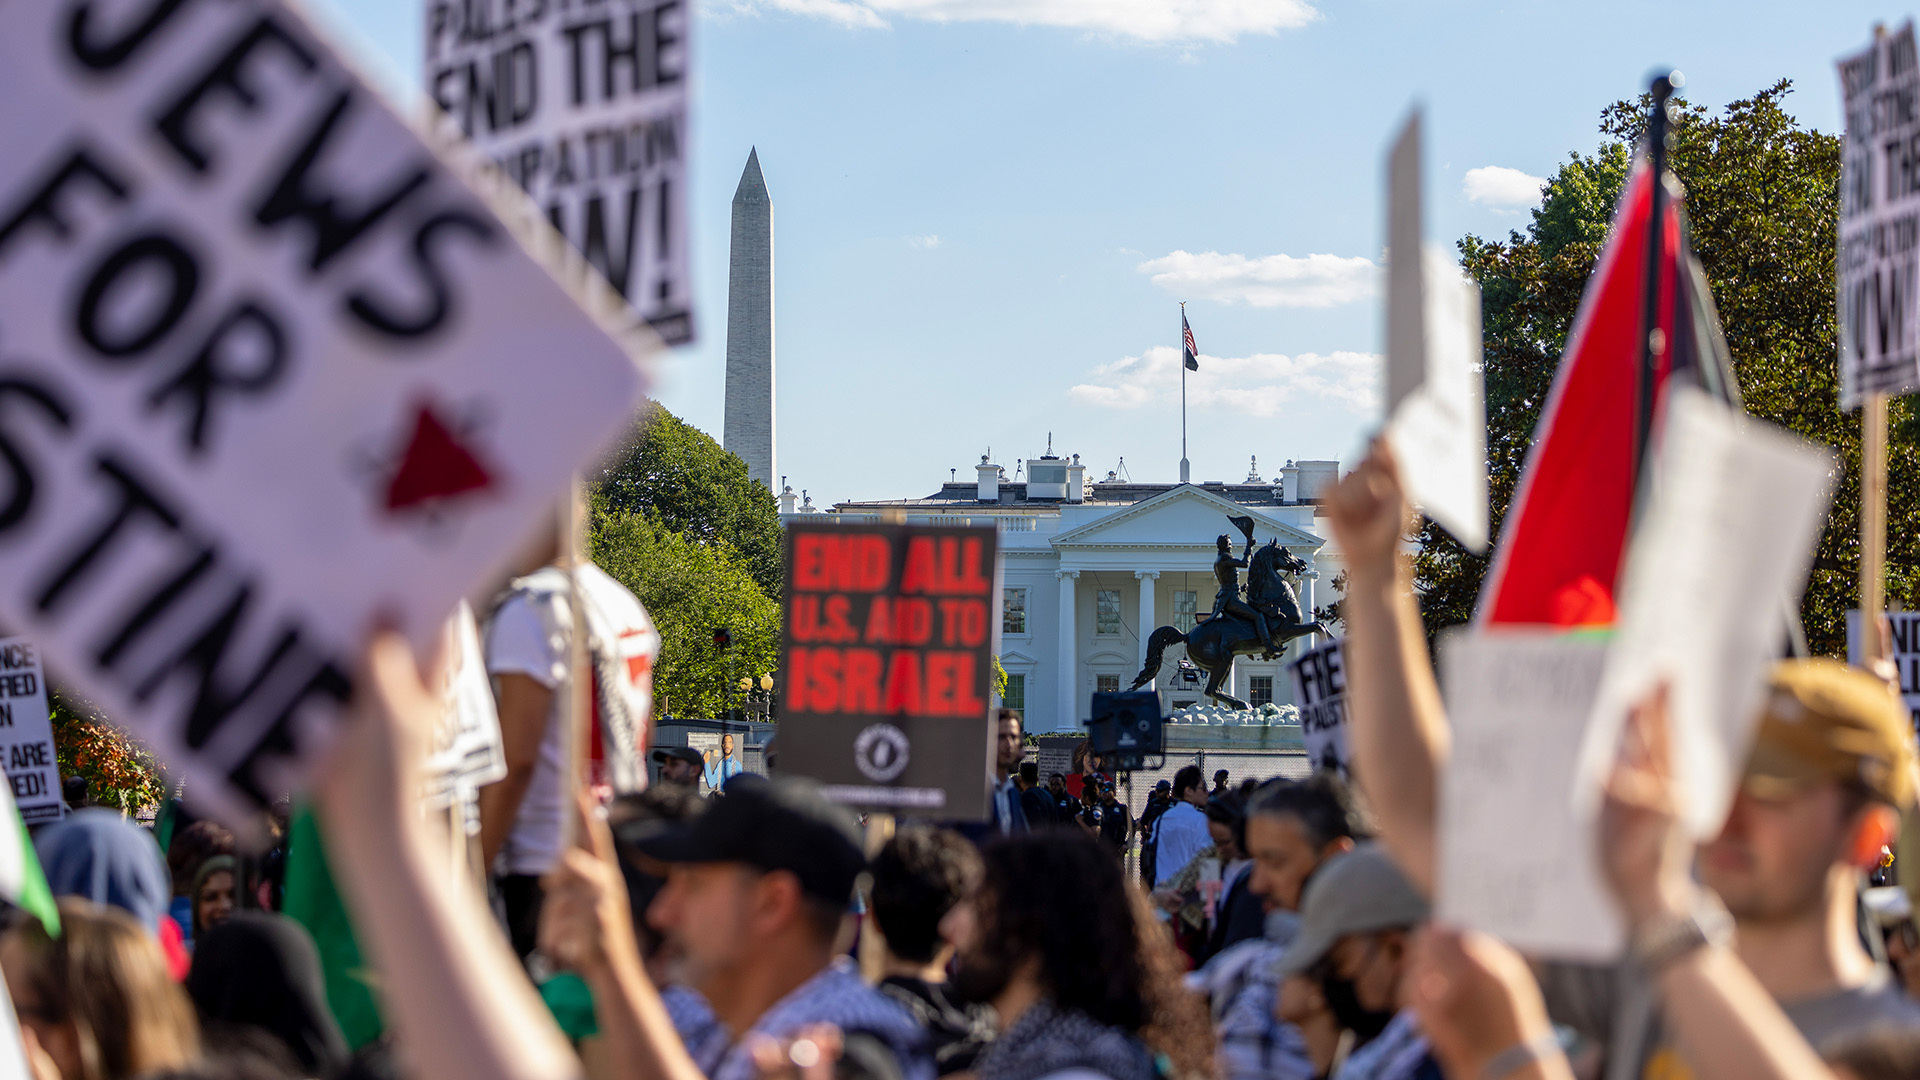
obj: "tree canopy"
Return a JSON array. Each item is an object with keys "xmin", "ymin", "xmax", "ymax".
[{"xmin": 1416, "ymin": 81, "xmax": 1878, "ymax": 656}]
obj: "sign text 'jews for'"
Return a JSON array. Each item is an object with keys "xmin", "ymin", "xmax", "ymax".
[{"xmin": 1839, "ymin": 23, "xmax": 1920, "ymax": 406}]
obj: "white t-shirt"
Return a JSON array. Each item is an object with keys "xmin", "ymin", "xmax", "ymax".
[
  {"xmin": 486, "ymin": 564, "xmax": 658, "ymax": 876},
  {"xmin": 1153, "ymin": 801, "xmax": 1213, "ymax": 886}
]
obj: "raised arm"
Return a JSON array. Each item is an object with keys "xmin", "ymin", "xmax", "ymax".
[
  {"xmin": 316, "ymin": 632, "xmax": 582, "ymax": 1080},
  {"xmin": 1322, "ymin": 440, "xmax": 1447, "ymax": 895}
]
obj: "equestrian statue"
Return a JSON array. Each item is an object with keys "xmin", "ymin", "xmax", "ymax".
[{"xmin": 1128, "ymin": 514, "xmax": 1326, "ymax": 710}]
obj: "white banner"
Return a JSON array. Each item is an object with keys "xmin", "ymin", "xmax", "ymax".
[
  {"xmin": 1288, "ymin": 638, "xmax": 1349, "ymax": 777},
  {"xmin": 426, "ymin": 0, "xmax": 693, "ymax": 345},
  {"xmin": 1838, "ymin": 23, "xmax": 1920, "ymax": 406},
  {"xmin": 0, "ymin": 0, "xmax": 646, "ymax": 826},
  {"xmin": 0, "ymin": 640, "xmax": 62, "ymax": 824}
]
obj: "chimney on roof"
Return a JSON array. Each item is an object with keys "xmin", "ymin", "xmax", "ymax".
[
  {"xmin": 778, "ymin": 477, "xmax": 796, "ymax": 514},
  {"xmin": 1066, "ymin": 453, "xmax": 1086, "ymax": 503},
  {"xmin": 976, "ymin": 454, "xmax": 1000, "ymax": 502},
  {"xmin": 800, "ymin": 490, "xmax": 817, "ymax": 513},
  {"xmin": 1280, "ymin": 460, "xmax": 1300, "ymax": 503}
]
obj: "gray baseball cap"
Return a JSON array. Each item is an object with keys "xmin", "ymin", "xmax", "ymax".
[{"xmin": 1276, "ymin": 844, "xmax": 1429, "ymax": 975}]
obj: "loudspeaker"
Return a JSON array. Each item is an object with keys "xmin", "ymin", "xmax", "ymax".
[{"xmin": 1086, "ymin": 690, "xmax": 1165, "ymax": 771}]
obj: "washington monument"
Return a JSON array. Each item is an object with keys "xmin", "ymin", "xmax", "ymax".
[{"xmin": 725, "ymin": 148, "xmax": 774, "ymax": 488}]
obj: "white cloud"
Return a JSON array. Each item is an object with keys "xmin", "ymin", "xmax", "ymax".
[
  {"xmin": 1137, "ymin": 250, "xmax": 1376, "ymax": 308},
  {"xmin": 732, "ymin": 0, "xmax": 1317, "ymax": 42},
  {"xmin": 1463, "ymin": 166, "xmax": 1547, "ymax": 210},
  {"xmin": 1070, "ymin": 345, "xmax": 1378, "ymax": 416},
  {"xmin": 907, "ymin": 234, "xmax": 941, "ymax": 248}
]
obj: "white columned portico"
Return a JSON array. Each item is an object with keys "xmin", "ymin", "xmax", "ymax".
[
  {"xmin": 1135, "ymin": 570, "xmax": 1160, "ymax": 686},
  {"xmin": 1056, "ymin": 569, "xmax": 1079, "ymax": 731},
  {"xmin": 1301, "ymin": 564, "xmax": 1319, "ymax": 647}
]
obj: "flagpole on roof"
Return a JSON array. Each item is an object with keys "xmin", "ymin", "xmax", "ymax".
[
  {"xmin": 1634, "ymin": 70, "xmax": 1681, "ymax": 485},
  {"xmin": 1180, "ymin": 302, "xmax": 1191, "ymax": 484}
]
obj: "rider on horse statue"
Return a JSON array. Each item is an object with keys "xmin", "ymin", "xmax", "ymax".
[{"xmin": 1212, "ymin": 517, "xmax": 1285, "ymax": 658}]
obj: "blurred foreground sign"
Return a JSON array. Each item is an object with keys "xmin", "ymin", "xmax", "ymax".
[
  {"xmin": 1288, "ymin": 638, "xmax": 1348, "ymax": 777},
  {"xmin": 779, "ymin": 522, "xmax": 998, "ymax": 819},
  {"xmin": 0, "ymin": 640, "xmax": 62, "ymax": 824},
  {"xmin": 1846, "ymin": 609, "xmax": 1920, "ymax": 733},
  {"xmin": 1838, "ymin": 23, "xmax": 1920, "ymax": 406},
  {"xmin": 0, "ymin": 0, "xmax": 646, "ymax": 826},
  {"xmin": 425, "ymin": 0, "xmax": 693, "ymax": 344}
]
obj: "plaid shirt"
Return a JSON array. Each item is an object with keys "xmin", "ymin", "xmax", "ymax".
[
  {"xmin": 1213, "ymin": 941, "xmax": 1314, "ymax": 1080},
  {"xmin": 695, "ymin": 959, "xmax": 933, "ymax": 1080}
]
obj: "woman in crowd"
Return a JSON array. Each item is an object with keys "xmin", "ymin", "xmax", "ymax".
[{"xmin": 191, "ymin": 857, "xmax": 238, "ymax": 942}]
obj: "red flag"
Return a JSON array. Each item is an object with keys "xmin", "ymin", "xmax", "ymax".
[{"xmin": 1477, "ymin": 158, "xmax": 1720, "ymax": 627}]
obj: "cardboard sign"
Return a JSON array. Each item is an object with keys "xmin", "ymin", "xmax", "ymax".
[
  {"xmin": 1383, "ymin": 110, "xmax": 1490, "ymax": 552},
  {"xmin": 1288, "ymin": 638, "xmax": 1349, "ymax": 777},
  {"xmin": 779, "ymin": 522, "xmax": 998, "ymax": 818},
  {"xmin": 1439, "ymin": 631, "xmax": 1620, "ymax": 960},
  {"xmin": 1839, "ymin": 24, "xmax": 1920, "ymax": 406},
  {"xmin": 1846, "ymin": 609, "xmax": 1920, "ymax": 733},
  {"xmin": 0, "ymin": 640, "xmax": 63, "ymax": 824},
  {"xmin": 426, "ymin": 0, "xmax": 692, "ymax": 345},
  {"xmin": 1575, "ymin": 390, "xmax": 1835, "ymax": 839},
  {"xmin": 0, "ymin": 0, "xmax": 646, "ymax": 826}
]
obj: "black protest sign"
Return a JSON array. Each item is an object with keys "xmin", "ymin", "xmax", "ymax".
[
  {"xmin": 779, "ymin": 522, "xmax": 998, "ymax": 819},
  {"xmin": 1839, "ymin": 23, "xmax": 1920, "ymax": 406},
  {"xmin": 0, "ymin": 0, "xmax": 645, "ymax": 827},
  {"xmin": 426, "ymin": 0, "xmax": 693, "ymax": 344},
  {"xmin": 1288, "ymin": 638, "xmax": 1349, "ymax": 777}
]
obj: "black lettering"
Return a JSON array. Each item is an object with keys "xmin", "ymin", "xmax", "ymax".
[
  {"xmin": 0, "ymin": 674, "xmax": 36, "ymax": 698},
  {"xmin": 580, "ymin": 183, "xmax": 639, "ymax": 296},
  {"xmin": 153, "ymin": 16, "xmax": 319, "ymax": 174},
  {"xmin": 147, "ymin": 299, "xmax": 288, "ymax": 454},
  {"xmin": 0, "ymin": 147, "xmax": 132, "ymax": 264},
  {"xmin": 254, "ymin": 91, "xmax": 433, "ymax": 273},
  {"xmin": 74, "ymin": 232, "xmax": 201, "ymax": 358},
  {"xmin": 345, "ymin": 210, "xmax": 496, "ymax": 338},
  {"xmin": 0, "ymin": 377, "xmax": 76, "ymax": 534},
  {"xmin": 225, "ymin": 651, "xmax": 351, "ymax": 806},
  {"xmin": 0, "ymin": 703, "xmax": 11, "ymax": 727},
  {"xmin": 36, "ymin": 455, "xmax": 181, "ymax": 614},
  {"xmin": 95, "ymin": 544, "xmax": 215, "ymax": 668},
  {"xmin": 68, "ymin": 0, "xmax": 198, "ymax": 71}
]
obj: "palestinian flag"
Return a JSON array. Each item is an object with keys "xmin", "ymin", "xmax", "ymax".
[
  {"xmin": 1477, "ymin": 156, "xmax": 1740, "ymax": 626},
  {"xmin": 0, "ymin": 775, "xmax": 57, "ymax": 935}
]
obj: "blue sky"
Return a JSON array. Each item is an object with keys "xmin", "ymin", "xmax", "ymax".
[{"xmin": 315, "ymin": 0, "xmax": 1886, "ymax": 503}]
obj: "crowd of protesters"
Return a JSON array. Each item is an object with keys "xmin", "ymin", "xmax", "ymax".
[{"xmin": 10, "ymin": 438, "xmax": 1920, "ymax": 1080}]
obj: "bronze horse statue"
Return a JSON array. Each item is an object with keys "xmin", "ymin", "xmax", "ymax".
[{"xmin": 1129, "ymin": 541, "xmax": 1325, "ymax": 710}]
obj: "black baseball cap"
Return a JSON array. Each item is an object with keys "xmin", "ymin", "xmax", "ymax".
[
  {"xmin": 652, "ymin": 746, "xmax": 704, "ymax": 768},
  {"xmin": 618, "ymin": 776, "xmax": 867, "ymax": 905}
]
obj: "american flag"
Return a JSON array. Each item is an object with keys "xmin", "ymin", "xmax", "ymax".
[{"xmin": 1182, "ymin": 313, "xmax": 1199, "ymax": 371}]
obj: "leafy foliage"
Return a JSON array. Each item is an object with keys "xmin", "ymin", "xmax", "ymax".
[
  {"xmin": 595, "ymin": 402, "xmax": 785, "ymax": 597},
  {"xmin": 1416, "ymin": 82, "xmax": 1864, "ymax": 654},
  {"xmin": 48, "ymin": 687, "xmax": 165, "ymax": 813},
  {"xmin": 590, "ymin": 499, "xmax": 782, "ymax": 721}
]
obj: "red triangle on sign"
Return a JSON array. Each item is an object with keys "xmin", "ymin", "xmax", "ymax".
[{"xmin": 383, "ymin": 403, "xmax": 496, "ymax": 512}]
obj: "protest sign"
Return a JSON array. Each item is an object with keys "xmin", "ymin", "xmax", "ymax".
[
  {"xmin": 1438, "ymin": 631, "xmax": 1619, "ymax": 960},
  {"xmin": 422, "ymin": 603, "xmax": 506, "ymax": 809},
  {"xmin": 1575, "ymin": 389, "xmax": 1835, "ymax": 839},
  {"xmin": 1383, "ymin": 110, "xmax": 1489, "ymax": 552},
  {"xmin": 1839, "ymin": 24, "xmax": 1920, "ymax": 407},
  {"xmin": 0, "ymin": 0, "xmax": 647, "ymax": 827},
  {"xmin": 0, "ymin": 640, "xmax": 63, "ymax": 824},
  {"xmin": 1288, "ymin": 639, "xmax": 1349, "ymax": 777},
  {"xmin": 779, "ymin": 522, "xmax": 998, "ymax": 819},
  {"xmin": 1035, "ymin": 735, "xmax": 1081, "ymax": 787},
  {"xmin": 426, "ymin": 0, "xmax": 692, "ymax": 345},
  {"xmin": 1846, "ymin": 609, "xmax": 1920, "ymax": 733}
]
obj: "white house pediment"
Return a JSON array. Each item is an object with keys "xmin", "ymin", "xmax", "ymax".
[
  {"xmin": 1050, "ymin": 485, "xmax": 1323, "ymax": 550},
  {"xmin": 1000, "ymin": 649, "xmax": 1038, "ymax": 665}
]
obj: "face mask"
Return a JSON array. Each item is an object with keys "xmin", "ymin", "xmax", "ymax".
[{"xmin": 1318, "ymin": 968, "xmax": 1394, "ymax": 1044}]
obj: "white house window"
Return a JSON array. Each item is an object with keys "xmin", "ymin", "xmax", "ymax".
[
  {"xmin": 1096, "ymin": 674, "xmax": 1120, "ymax": 695},
  {"xmin": 1174, "ymin": 590, "xmax": 1198, "ymax": 632},
  {"xmin": 1250, "ymin": 676, "xmax": 1274, "ymax": 707},
  {"xmin": 1003, "ymin": 673, "xmax": 1026, "ymax": 711},
  {"xmin": 1003, "ymin": 588, "xmax": 1027, "ymax": 634},
  {"xmin": 1096, "ymin": 590, "xmax": 1121, "ymax": 635}
]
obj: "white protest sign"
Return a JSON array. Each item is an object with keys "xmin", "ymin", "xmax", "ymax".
[
  {"xmin": 426, "ymin": 0, "xmax": 692, "ymax": 345},
  {"xmin": 0, "ymin": 0, "xmax": 647, "ymax": 826},
  {"xmin": 423, "ymin": 602, "xmax": 506, "ymax": 809},
  {"xmin": 1288, "ymin": 639, "xmax": 1349, "ymax": 776},
  {"xmin": 0, "ymin": 640, "xmax": 63, "ymax": 824},
  {"xmin": 1574, "ymin": 390, "xmax": 1835, "ymax": 838},
  {"xmin": 1839, "ymin": 24, "xmax": 1920, "ymax": 407},
  {"xmin": 1847, "ymin": 609, "xmax": 1920, "ymax": 734},
  {"xmin": 1382, "ymin": 110, "xmax": 1489, "ymax": 552},
  {"xmin": 1438, "ymin": 630, "xmax": 1619, "ymax": 960}
]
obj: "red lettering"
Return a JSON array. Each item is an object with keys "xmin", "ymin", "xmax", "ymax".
[
  {"xmin": 792, "ymin": 533, "xmax": 833, "ymax": 590},
  {"xmin": 951, "ymin": 652, "xmax": 986, "ymax": 716},
  {"xmin": 924, "ymin": 651, "xmax": 956, "ymax": 715},
  {"xmin": 823, "ymin": 595, "xmax": 855, "ymax": 642},
  {"xmin": 844, "ymin": 648, "xmax": 883, "ymax": 712},
  {"xmin": 882, "ymin": 650, "xmax": 923, "ymax": 713},
  {"xmin": 957, "ymin": 599, "xmax": 987, "ymax": 646},
  {"xmin": 786, "ymin": 647, "xmax": 810, "ymax": 711},
  {"xmin": 809, "ymin": 648, "xmax": 841, "ymax": 712},
  {"xmin": 957, "ymin": 537, "xmax": 991, "ymax": 594},
  {"xmin": 792, "ymin": 532, "xmax": 893, "ymax": 592},
  {"xmin": 899, "ymin": 536, "xmax": 936, "ymax": 594},
  {"xmin": 864, "ymin": 596, "xmax": 892, "ymax": 643},
  {"xmin": 792, "ymin": 595, "xmax": 820, "ymax": 642},
  {"xmin": 854, "ymin": 534, "xmax": 890, "ymax": 590},
  {"xmin": 901, "ymin": 598, "xmax": 932, "ymax": 645}
]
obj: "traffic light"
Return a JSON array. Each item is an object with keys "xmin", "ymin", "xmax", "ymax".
[{"xmin": 713, "ymin": 627, "xmax": 732, "ymax": 649}]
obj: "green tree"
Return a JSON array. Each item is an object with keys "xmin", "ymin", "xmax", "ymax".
[
  {"xmin": 1417, "ymin": 82, "xmax": 1867, "ymax": 655},
  {"xmin": 595, "ymin": 402, "xmax": 785, "ymax": 597},
  {"xmin": 590, "ymin": 501, "xmax": 782, "ymax": 720},
  {"xmin": 48, "ymin": 686, "xmax": 165, "ymax": 813}
]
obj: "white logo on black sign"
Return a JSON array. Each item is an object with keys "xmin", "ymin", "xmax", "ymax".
[{"xmin": 853, "ymin": 724, "xmax": 910, "ymax": 782}]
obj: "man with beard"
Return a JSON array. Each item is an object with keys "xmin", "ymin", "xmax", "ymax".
[
  {"xmin": 942, "ymin": 830, "xmax": 1211, "ymax": 1080},
  {"xmin": 1275, "ymin": 846, "xmax": 1438, "ymax": 1079},
  {"xmin": 870, "ymin": 827, "xmax": 995, "ymax": 1074},
  {"xmin": 539, "ymin": 776, "xmax": 931, "ymax": 1080}
]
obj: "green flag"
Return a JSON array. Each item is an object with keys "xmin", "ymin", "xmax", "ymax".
[
  {"xmin": 0, "ymin": 778, "xmax": 57, "ymax": 936},
  {"xmin": 282, "ymin": 808, "xmax": 383, "ymax": 1048}
]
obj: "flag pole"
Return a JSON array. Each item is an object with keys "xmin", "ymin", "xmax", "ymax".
[
  {"xmin": 1634, "ymin": 71, "xmax": 1680, "ymax": 483},
  {"xmin": 1180, "ymin": 301, "xmax": 1190, "ymax": 484},
  {"xmin": 1862, "ymin": 25, "xmax": 1892, "ymax": 669}
]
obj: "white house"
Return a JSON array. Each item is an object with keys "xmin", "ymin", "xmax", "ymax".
[{"xmin": 780, "ymin": 450, "xmax": 1346, "ymax": 733}]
